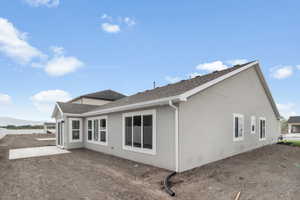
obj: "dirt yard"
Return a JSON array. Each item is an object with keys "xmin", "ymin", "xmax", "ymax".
[{"xmin": 1, "ymin": 134, "xmax": 300, "ymax": 200}]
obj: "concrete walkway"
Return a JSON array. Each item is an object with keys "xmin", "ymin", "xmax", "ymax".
[
  {"xmin": 0, "ymin": 132, "xmax": 5, "ymax": 140},
  {"xmin": 36, "ymin": 138, "xmax": 56, "ymax": 141},
  {"xmin": 9, "ymin": 146, "xmax": 70, "ymax": 160}
]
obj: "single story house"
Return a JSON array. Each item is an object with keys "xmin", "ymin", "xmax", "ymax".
[
  {"xmin": 67, "ymin": 89, "xmax": 126, "ymax": 106},
  {"xmin": 287, "ymin": 116, "xmax": 300, "ymax": 134},
  {"xmin": 52, "ymin": 61, "xmax": 281, "ymax": 172},
  {"xmin": 43, "ymin": 122, "xmax": 56, "ymax": 134}
]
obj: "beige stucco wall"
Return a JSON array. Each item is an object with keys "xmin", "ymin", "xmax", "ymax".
[
  {"xmin": 62, "ymin": 106, "xmax": 176, "ymax": 170},
  {"xmin": 70, "ymin": 97, "xmax": 111, "ymax": 106},
  {"xmin": 54, "ymin": 65, "xmax": 280, "ymax": 172},
  {"xmin": 178, "ymin": 66, "xmax": 280, "ymax": 172},
  {"xmin": 69, "ymin": 98, "xmax": 82, "ymax": 104}
]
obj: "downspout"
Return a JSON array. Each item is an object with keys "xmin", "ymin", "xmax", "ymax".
[
  {"xmin": 162, "ymin": 100, "xmax": 179, "ymax": 197},
  {"xmin": 169, "ymin": 100, "xmax": 179, "ymax": 172}
]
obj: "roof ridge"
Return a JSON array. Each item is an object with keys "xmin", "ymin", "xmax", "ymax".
[
  {"xmin": 130, "ymin": 61, "xmax": 254, "ymax": 96},
  {"xmin": 58, "ymin": 101, "xmax": 101, "ymax": 107},
  {"xmin": 67, "ymin": 89, "xmax": 126, "ymax": 103},
  {"xmin": 54, "ymin": 60, "xmax": 263, "ymax": 117},
  {"xmin": 81, "ymin": 61, "xmax": 257, "ymax": 114}
]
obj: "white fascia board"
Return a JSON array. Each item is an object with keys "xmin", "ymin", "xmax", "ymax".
[
  {"xmin": 82, "ymin": 96, "xmax": 181, "ymax": 117},
  {"xmin": 254, "ymin": 64, "xmax": 281, "ymax": 120},
  {"xmin": 64, "ymin": 62, "xmax": 258, "ymax": 118},
  {"xmin": 64, "ymin": 113, "xmax": 83, "ymax": 117},
  {"xmin": 179, "ymin": 61, "xmax": 259, "ymax": 100},
  {"xmin": 51, "ymin": 103, "xmax": 63, "ymax": 118},
  {"xmin": 51, "ymin": 108, "xmax": 57, "ymax": 119}
]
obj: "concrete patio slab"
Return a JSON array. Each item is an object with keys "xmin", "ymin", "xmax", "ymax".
[
  {"xmin": 36, "ymin": 138, "xmax": 56, "ymax": 141},
  {"xmin": 9, "ymin": 146, "xmax": 70, "ymax": 160},
  {"xmin": 282, "ymin": 133, "xmax": 300, "ymax": 141}
]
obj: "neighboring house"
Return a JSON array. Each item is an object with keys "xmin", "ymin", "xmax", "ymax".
[
  {"xmin": 68, "ymin": 89, "xmax": 126, "ymax": 106},
  {"xmin": 287, "ymin": 116, "xmax": 300, "ymax": 134},
  {"xmin": 52, "ymin": 61, "xmax": 281, "ymax": 172},
  {"xmin": 43, "ymin": 122, "xmax": 56, "ymax": 134}
]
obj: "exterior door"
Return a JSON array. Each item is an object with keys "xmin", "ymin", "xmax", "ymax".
[{"xmin": 57, "ymin": 121, "xmax": 64, "ymax": 147}]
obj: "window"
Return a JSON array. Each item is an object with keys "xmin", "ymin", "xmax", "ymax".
[
  {"xmin": 86, "ymin": 116, "xmax": 108, "ymax": 145},
  {"xmin": 251, "ymin": 116, "xmax": 256, "ymax": 134},
  {"xmin": 259, "ymin": 117, "xmax": 266, "ymax": 140},
  {"xmin": 233, "ymin": 114, "xmax": 244, "ymax": 141},
  {"xmin": 94, "ymin": 119, "xmax": 99, "ymax": 141},
  {"xmin": 88, "ymin": 120, "xmax": 92, "ymax": 141},
  {"xmin": 133, "ymin": 115, "xmax": 142, "ymax": 148},
  {"xmin": 72, "ymin": 120, "xmax": 80, "ymax": 140},
  {"xmin": 123, "ymin": 110, "xmax": 156, "ymax": 154},
  {"xmin": 69, "ymin": 118, "xmax": 82, "ymax": 142},
  {"xmin": 100, "ymin": 118, "xmax": 107, "ymax": 143},
  {"xmin": 125, "ymin": 117, "xmax": 132, "ymax": 146},
  {"xmin": 143, "ymin": 115, "xmax": 153, "ymax": 149}
]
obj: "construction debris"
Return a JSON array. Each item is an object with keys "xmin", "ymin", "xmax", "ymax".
[{"xmin": 234, "ymin": 191, "xmax": 241, "ymax": 200}]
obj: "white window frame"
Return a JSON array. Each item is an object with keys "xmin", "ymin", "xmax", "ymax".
[
  {"xmin": 122, "ymin": 109, "xmax": 156, "ymax": 155},
  {"xmin": 233, "ymin": 113, "xmax": 244, "ymax": 142},
  {"xmin": 69, "ymin": 118, "xmax": 83, "ymax": 143},
  {"xmin": 87, "ymin": 119, "xmax": 93, "ymax": 142},
  {"xmin": 99, "ymin": 116, "xmax": 108, "ymax": 145},
  {"xmin": 56, "ymin": 118, "xmax": 64, "ymax": 147},
  {"xmin": 86, "ymin": 116, "xmax": 108, "ymax": 146},
  {"xmin": 251, "ymin": 116, "xmax": 256, "ymax": 134},
  {"xmin": 259, "ymin": 117, "xmax": 266, "ymax": 141}
]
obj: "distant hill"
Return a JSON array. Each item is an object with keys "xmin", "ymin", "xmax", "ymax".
[{"xmin": 0, "ymin": 117, "xmax": 44, "ymax": 126}]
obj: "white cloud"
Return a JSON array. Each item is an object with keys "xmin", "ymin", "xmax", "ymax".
[
  {"xmin": 0, "ymin": 18, "xmax": 83, "ymax": 77},
  {"xmin": 277, "ymin": 103, "xmax": 297, "ymax": 119},
  {"xmin": 31, "ymin": 62, "xmax": 44, "ymax": 68},
  {"xmin": 189, "ymin": 72, "xmax": 202, "ymax": 78},
  {"xmin": 101, "ymin": 23, "xmax": 120, "ymax": 33},
  {"xmin": 165, "ymin": 76, "xmax": 181, "ymax": 83},
  {"xmin": 226, "ymin": 59, "xmax": 248, "ymax": 66},
  {"xmin": 101, "ymin": 14, "xmax": 112, "ymax": 21},
  {"xmin": 196, "ymin": 61, "xmax": 228, "ymax": 72},
  {"xmin": 271, "ymin": 66, "xmax": 293, "ymax": 79},
  {"xmin": 101, "ymin": 14, "xmax": 108, "ymax": 19},
  {"xmin": 50, "ymin": 46, "xmax": 64, "ymax": 55},
  {"xmin": 0, "ymin": 18, "xmax": 45, "ymax": 64},
  {"xmin": 45, "ymin": 56, "xmax": 84, "ymax": 76},
  {"xmin": 31, "ymin": 90, "xmax": 71, "ymax": 113},
  {"xmin": 0, "ymin": 93, "xmax": 12, "ymax": 104},
  {"xmin": 100, "ymin": 14, "xmax": 136, "ymax": 33},
  {"xmin": 31, "ymin": 45, "xmax": 83, "ymax": 76},
  {"xmin": 124, "ymin": 17, "xmax": 136, "ymax": 26},
  {"xmin": 25, "ymin": 0, "xmax": 60, "ymax": 7}
]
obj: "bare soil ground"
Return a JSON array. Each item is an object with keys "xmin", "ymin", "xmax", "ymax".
[
  {"xmin": 1, "ymin": 134, "xmax": 300, "ymax": 200},
  {"xmin": 0, "ymin": 133, "xmax": 55, "ymax": 149}
]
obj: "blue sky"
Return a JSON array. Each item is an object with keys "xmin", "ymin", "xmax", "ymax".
[{"xmin": 0, "ymin": 0, "xmax": 299, "ymax": 121}]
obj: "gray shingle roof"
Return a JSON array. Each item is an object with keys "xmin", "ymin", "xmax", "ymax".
[
  {"xmin": 70, "ymin": 90, "xmax": 126, "ymax": 102},
  {"xmin": 86, "ymin": 61, "xmax": 255, "ymax": 113},
  {"xmin": 287, "ymin": 116, "xmax": 300, "ymax": 123},
  {"xmin": 57, "ymin": 102, "xmax": 101, "ymax": 114}
]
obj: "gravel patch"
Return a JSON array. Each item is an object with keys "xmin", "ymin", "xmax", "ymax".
[{"xmin": 1, "ymin": 134, "xmax": 300, "ymax": 200}]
